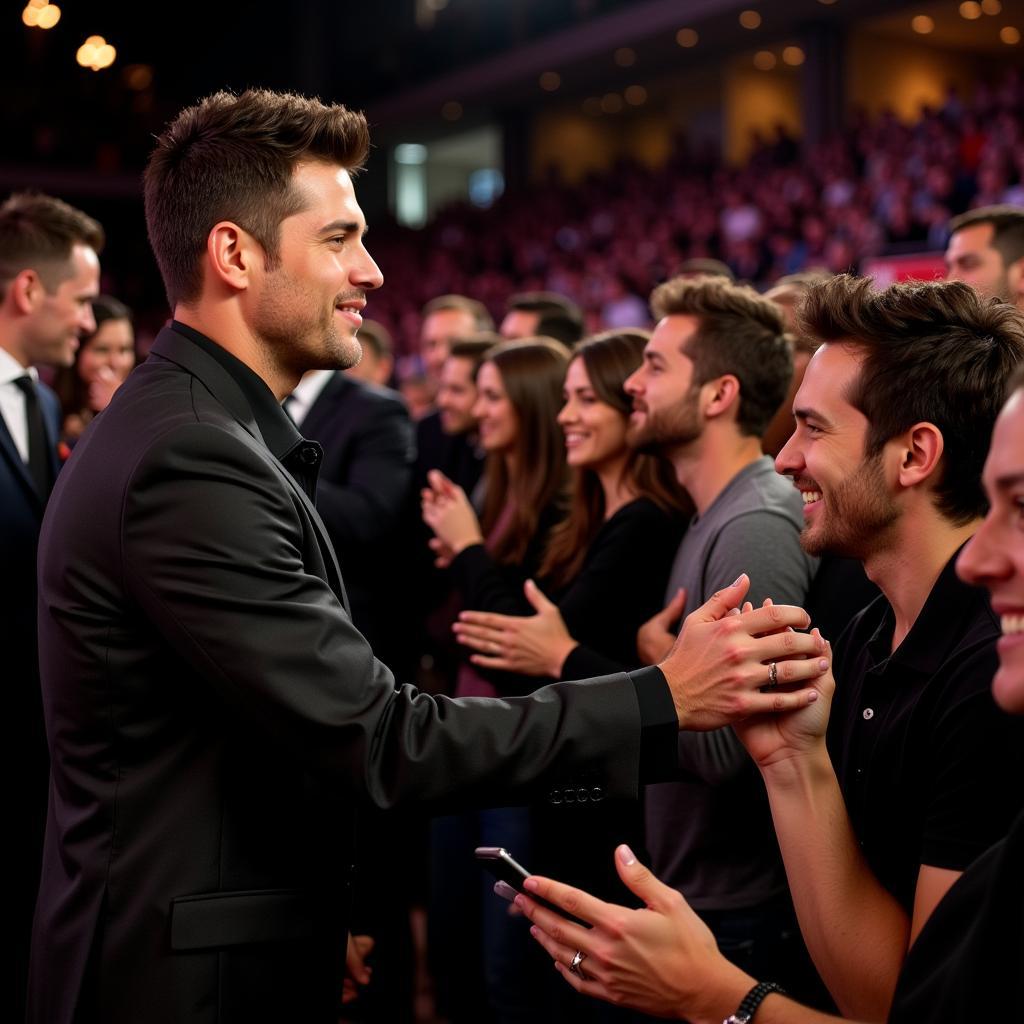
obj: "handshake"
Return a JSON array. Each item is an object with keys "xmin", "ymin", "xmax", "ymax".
[{"xmin": 656, "ymin": 573, "xmax": 828, "ymax": 732}]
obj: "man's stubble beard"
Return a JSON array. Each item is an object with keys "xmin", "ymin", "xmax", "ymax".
[
  {"xmin": 800, "ymin": 452, "xmax": 900, "ymax": 560},
  {"xmin": 626, "ymin": 387, "xmax": 703, "ymax": 456}
]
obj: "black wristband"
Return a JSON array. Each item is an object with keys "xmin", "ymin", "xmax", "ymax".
[{"xmin": 724, "ymin": 980, "xmax": 786, "ymax": 1023}]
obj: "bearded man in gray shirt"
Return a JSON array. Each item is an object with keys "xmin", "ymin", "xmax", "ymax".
[{"xmin": 627, "ymin": 276, "xmax": 819, "ymax": 997}]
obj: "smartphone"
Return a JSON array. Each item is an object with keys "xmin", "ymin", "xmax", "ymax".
[
  {"xmin": 474, "ymin": 846, "xmax": 576, "ymax": 920},
  {"xmin": 475, "ymin": 846, "xmax": 532, "ymax": 894}
]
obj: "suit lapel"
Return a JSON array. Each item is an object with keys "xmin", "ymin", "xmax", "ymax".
[
  {"xmin": 0, "ymin": 408, "xmax": 43, "ymax": 513},
  {"xmin": 298, "ymin": 372, "xmax": 349, "ymax": 440},
  {"xmin": 150, "ymin": 329, "xmax": 351, "ymax": 613}
]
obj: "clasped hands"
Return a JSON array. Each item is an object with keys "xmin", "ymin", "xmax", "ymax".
[
  {"xmin": 420, "ymin": 470, "xmax": 483, "ymax": 568},
  {"xmin": 458, "ymin": 573, "xmax": 827, "ymax": 729}
]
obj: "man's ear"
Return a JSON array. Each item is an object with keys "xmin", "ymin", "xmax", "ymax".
[
  {"xmin": 205, "ymin": 222, "xmax": 262, "ymax": 294},
  {"xmin": 703, "ymin": 374, "xmax": 741, "ymax": 421},
  {"xmin": 1007, "ymin": 256, "xmax": 1024, "ymax": 307},
  {"xmin": 895, "ymin": 422, "xmax": 944, "ymax": 490},
  {"xmin": 7, "ymin": 268, "xmax": 44, "ymax": 315}
]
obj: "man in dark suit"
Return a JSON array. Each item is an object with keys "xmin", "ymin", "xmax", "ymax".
[
  {"xmin": 0, "ymin": 191, "xmax": 103, "ymax": 1018},
  {"xmin": 286, "ymin": 368, "xmax": 415, "ymax": 673},
  {"xmin": 28, "ymin": 89, "xmax": 828, "ymax": 1024}
]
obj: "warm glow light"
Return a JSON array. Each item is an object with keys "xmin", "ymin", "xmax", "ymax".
[
  {"xmin": 624, "ymin": 85, "xmax": 647, "ymax": 106},
  {"xmin": 22, "ymin": 6, "xmax": 39, "ymax": 26},
  {"xmin": 981, "ymin": 0, "xmax": 1001, "ymax": 12},
  {"xmin": 740, "ymin": 10, "xmax": 762, "ymax": 29},
  {"xmin": 583, "ymin": 97, "xmax": 602, "ymax": 116},
  {"xmin": 911, "ymin": 15, "xmax": 935, "ymax": 33},
  {"xmin": 614, "ymin": 47, "xmax": 635, "ymax": 67},
  {"xmin": 1001, "ymin": 25, "xmax": 1021, "ymax": 43},
  {"xmin": 539, "ymin": 71, "xmax": 561, "ymax": 92},
  {"xmin": 959, "ymin": 2, "xmax": 982, "ymax": 19},
  {"xmin": 600, "ymin": 92, "xmax": 623, "ymax": 114},
  {"xmin": 441, "ymin": 101, "xmax": 462, "ymax": 121},
  {"xmin": 124, "ymin": 64, "xmax": 153, "ymax": 90},
  {"xmin": 754, "ymin": 50, "xmax": 777, "ymax": 70},
  {"xmin": 782, "ymin": 45, "xmax": 805, "ymax": 65},
  {"xmin": 37, "ymin": 3, "xmax": 60, "ymax": 28},
  {"xmin": 77, "ymin": 35, "xmax": 116, "ymax": 71},
  {"xmin": 676, "ymin": 27, "xmax": 698, "ymax": 48}
]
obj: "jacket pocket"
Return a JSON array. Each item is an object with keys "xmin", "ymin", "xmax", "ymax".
[{"xmin": 170, "ymin": 888, "xmax": 315, "ymax": 950}]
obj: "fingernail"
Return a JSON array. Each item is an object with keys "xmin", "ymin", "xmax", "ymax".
[
  {"xmin": 524, "ymin": 878, "xmax": 539, "ymax": 892},
  {"xmin": 514, "ymin": 894, "xmax": 526, "ymax": 908},
  {"xmin": 732, "ymin": 575, "xmax": 743, "ymax": 586},
  {"xmin": 530, "ymin": 925, "xmax": 539, "ymax": 938},
  {"xmin": 819, "ymin": 659, "xmax": 829, "ymax": 671},
  {"xmin": 808, "ymin": 690, "xmax": 819, "ymax": 702},
  {"xmin": 618, "ymin": 844, "xmax": 636, "ymax": 865}
]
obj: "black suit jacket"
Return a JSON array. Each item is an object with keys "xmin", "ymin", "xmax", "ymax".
[
  {"xmin": 2, "ymin": 375, "xmax": 61, "ymax": 1018},
  {"xmin": 28, "ymin": 326, "xmax": 651, "ymax": 1024},
  {"xmin": 298, "ymin": 373, "xmax": 415, "ymax": 671}
]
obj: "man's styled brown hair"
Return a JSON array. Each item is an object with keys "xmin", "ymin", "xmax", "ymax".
[
  {"xmin": 449, "ymin": 333, "xmax": 500, "ymax": 375},
  {"xmin": 650, "ymin": 274, "xmax": 792, "ymax": 438},
  {"xmin": 506, "ymin": 292, "xmax": 584, "ymax": 348},
  {"xmin": 421, "ymin": 294, "xmax": 494, "ymax": 331},
  {"xmin": 949, "ymin": 205, "xmax": 1024, "ymax": 268},
  {"xmin": 0, "ymin": 192, "xmax": 104, "ymax": 300},
  {"xmin": 144, "ymin": 89, "xmax": 370, "ymax": 308},
  {"xmin": 800, "ymin": 274, "xmax": 1024, "ymax": 524}
]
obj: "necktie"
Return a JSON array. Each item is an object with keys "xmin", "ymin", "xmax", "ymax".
[{"xmin": 13, "ymin": 375, "xmax": 53, "ymax": 500}]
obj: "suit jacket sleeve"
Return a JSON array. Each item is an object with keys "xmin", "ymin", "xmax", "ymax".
[{"xmin": 121, "ymin": 423, "xmax": 645, "ymax": 806}]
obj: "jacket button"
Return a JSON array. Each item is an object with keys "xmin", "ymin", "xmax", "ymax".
[
  {"xmin": 300, "ymin": 446, "xmax": 320, "ymax": 465},
  {"xmin": 576, "ymin": 787, "xmax": 590, "ymax": 803},
  {"xmin": 590, "ymin": 786, "xmax": 604, "ymax": 802},
  {"xmin": 549, "ymin": 789, "xmax": 562, "ymax": 805},
  {"xmin": 564, "ymin": 788, "xmax": 576, "ymax": 804}
]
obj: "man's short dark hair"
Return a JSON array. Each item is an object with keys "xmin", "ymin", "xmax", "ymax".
[
  {"xmin": 449, "ymin": 332, "xmax": 500, "ymax": 375},
  {"xmin": 948, "ymin": 205, "xmax": 1024, "ymax": 268},
  {"xmin": 144, "ymin": 89, "xmax": 370, "ymax": 309},
  {"xmin": 357, "ymin": 319, "xmax": 392, "ymax": 361},
  {"xmin": 650, "ymin": 274, "xmax": 792, "ymax": 438},
  {"xmin": 674, "ymin": 258, "xmax": 735, "ymax": 282},
  {"xmin": 507, "ymin": 291, "xmax": 584, "ymax": 347},
  {"xmin": 421, "ymin": 294, "xmax": 494, "ymax": 331},
  {"xmin": 0, "ymin": 192, "xmax": 104, "ymax": 300},
  {"xmin": 801, "ymin": 274, "xmax": 1024, "ymax": 524}
]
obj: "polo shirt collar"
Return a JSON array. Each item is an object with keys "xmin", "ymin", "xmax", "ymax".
[{"xmin": 865, "ymin": 542, "xmax": 982, "ymax": 677}]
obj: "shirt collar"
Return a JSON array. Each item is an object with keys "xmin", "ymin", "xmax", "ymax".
[
  {"xmin": 169, "ymin": 320, "xmax": 303, "ymax": 461},
  {"xmin": 0, "ymin": 345, "xmax": 38, "ymax": 386},
  {"xmin": 865, "ymin": 542, "xmax": 990, "ymax": 677}
]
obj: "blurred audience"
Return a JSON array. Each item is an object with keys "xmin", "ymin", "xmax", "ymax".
[
  {"xmin": 346, "ymin": 318, "xmax": 396, "ymax": 388},
  {"xmin": 499, "ymin": 291, "xmax": 584, "ymax": 347},
  {"xmin": 944, "ymin": 204, "xmax": 1024, "ymax": 310},
  {"xmin": 54, "ymin": 295, "xmax": 135, "ymax": 446}
]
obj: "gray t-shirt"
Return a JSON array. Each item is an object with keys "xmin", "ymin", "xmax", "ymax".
[{"xmin": 645, "ymin": 455, "xmax": 817, "ymax": 911}]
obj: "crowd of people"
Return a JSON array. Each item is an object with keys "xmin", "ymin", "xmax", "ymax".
[{"xmin": 1, "ymin": 82, "xmax": 1023, "ymax": 1024}]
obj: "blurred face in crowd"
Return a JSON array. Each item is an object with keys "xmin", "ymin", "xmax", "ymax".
[
  {"xmin": 437, "ymin": 355, "xmax": 479, "ymax": 436},
  {"xmin": 957, "ymin": 387, "xmax": 1024, "ymax": 714},
  {"xmin": 624, "ymin": 315, "xmax": 703, "ymax": 454},
  {"xmin": 472, "ymin": 361, "xmax": 518, "ymax": 454},
  {"xmin": 500, "ymin": 309, "xmax": 540, "ymax": 340},
  {"xmin": 776, "ymin": 342, "xmax": 900, "ymax": 561},
  {"xmin": 945, "ymin": 223, "xmax": 1022, "ymax": 305},
  {"xmin": 78, "ymin": 318, "xmax": 135, "ymax": 386},
  {"xmin": 421, "ymin": 308, "xmax": 476, "ymax": 382},
  {"xmin": 558, "ymin": 356, "xmax": 628, "ymax": 473},
  {"xmin": 253, "ymin": 162, "xmax": 382, "ymax": 374},
  {"xmin": 20, "ymin": 243, "xmax": 100, "ymax": 367}
]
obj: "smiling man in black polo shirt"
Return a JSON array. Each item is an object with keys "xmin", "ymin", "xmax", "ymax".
[{"xmin": 733, "ymin": 275, "xmax": 1024, "ymax": 1020}]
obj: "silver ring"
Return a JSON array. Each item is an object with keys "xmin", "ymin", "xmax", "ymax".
[
  {"xmin": 569, "ymin": 949, "xmax": 589, "ymax": 980},
  {"xmin": 768, "ymin": 661, "xmax": 779, "ymax": 687}
]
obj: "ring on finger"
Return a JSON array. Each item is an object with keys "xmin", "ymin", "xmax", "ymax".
[
  {"xmin": 569, "ymin": 949, "xmax": 589, "ymax": 980},
  {"xmin": 767, "ymin": 661, "xmax": 779, "ymax": 687}
]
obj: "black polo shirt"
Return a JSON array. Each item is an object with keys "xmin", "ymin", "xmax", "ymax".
[
  {"xmin": 888, "ymin": 810, "xmax": 1024, "ymax": 1023},
  {"xmin": 167, "ymin": 323, "xmax": 680, "ymax": 774},
  {"xmin": 826, "ymin": 549, "xmax": 1024, "ymax": 912}
]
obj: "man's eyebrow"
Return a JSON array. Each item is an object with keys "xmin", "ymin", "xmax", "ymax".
[
  {"xmin": 793, "ymin": 405, "xmax": 832, "ymax": 427},
  {"xmin": 992, "ymin": 471, "xmax": 1024, "ymax": 490},
  {"xmin": 317, "ymin": 220, "xmax": 366, "ymax": 236}
]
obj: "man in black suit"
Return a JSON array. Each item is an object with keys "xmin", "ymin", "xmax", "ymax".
[
  {"xmin": 28, "ymin": 89, "xmax": 828, "ymax": 1024},
  {"xmin": 0, "ymin": 191, "xmax": 103, "ymax": 1018}
]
